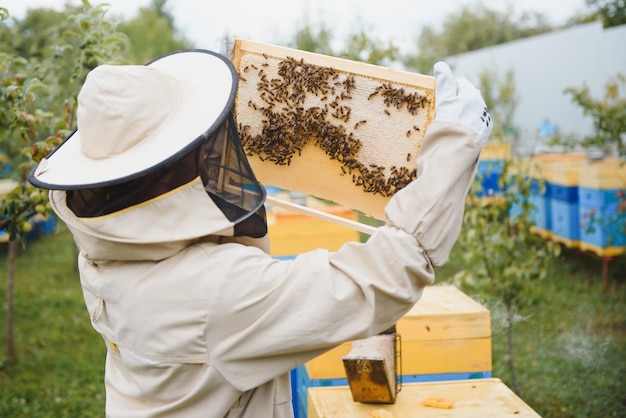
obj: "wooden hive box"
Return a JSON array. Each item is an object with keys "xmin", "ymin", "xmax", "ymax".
[
  {"xmin": 304, "ymin": 285, "xmax": 492, "ymax": 381},
  {"xmin": 307, "ymin": 378, "xmax": 541, "ymax": 418},
  {"xmin": 292, "ymin": 285, "xmax": 491, "ymax": 417},
  {"xmin": 267, "ymin": 194, "xmax": 360, "ymax": 257}
]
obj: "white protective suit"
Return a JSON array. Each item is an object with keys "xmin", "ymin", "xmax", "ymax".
[
  {"xmin": 46, "ymin": 62, "xmax": 490, "ymax": 417},
  {"xmin": 41, "ymin": 56, "xmax": 491, "ymax": 418}
]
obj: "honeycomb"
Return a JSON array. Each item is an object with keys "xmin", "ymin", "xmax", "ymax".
[{"xmin": 232, "ymin": 38, "xmax": 435, "ymax": 220}]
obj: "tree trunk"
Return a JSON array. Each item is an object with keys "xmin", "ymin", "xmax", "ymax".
[{"xmin": 6, "ymin": 239, "xmax": 18, "ymax": 361}]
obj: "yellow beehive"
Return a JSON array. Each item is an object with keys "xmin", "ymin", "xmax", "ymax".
[
  {"xmin": 267, "ymin": 195, "xmax": 360, "ymax": 257},
  {"xmin": 305, "ymin": 285, "xmax": 491, "ymax": 380},
  {"xmin": 578, "ymin": 157, "xmax": 625, "ymax": 189},
  {"xmin": 529, "ymin": 153, "xmax": 586, "ymax": 182},
  {"xmin": 480, "ymin": 142, "xmax": 511, "ymax": 161},
  {"xmin": 307, "ymin": 378, "xmax": 541, "ymax": 418},
  {"xmin": 231, "ymin": 38, "xmax": 435, "ymax": 221}
]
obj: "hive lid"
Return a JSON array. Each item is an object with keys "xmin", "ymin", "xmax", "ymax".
[{"xmin": 307, "ymin": 378, "xmax": 541, "ymax": 418}]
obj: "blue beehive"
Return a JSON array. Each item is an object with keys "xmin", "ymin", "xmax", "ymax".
[
  {"xmin": 530, "ymin": 179, "xmax": 552, "ymax": 233},
  {"xmin": 577, "ymin": 159, "xmax": 626, "ymax": 255},
  {"xmin": 508, "ymin": 177, "xmax": 552, "ymax": 235},
  {"xmin": 545, "ymin": 159, "xmax": 585, "ymax": 247},
  {"xmin": 477, "ymin": 159, "xmax": 504, "ymax": 198}
]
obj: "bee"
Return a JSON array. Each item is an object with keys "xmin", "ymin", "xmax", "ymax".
[
  {"xmin": 406, "ymin": 153, "xmax": 411, "ymax": 161},
  {"xmin": 354, "ymin": 120, "xmax": 367, "ymax": 129}
]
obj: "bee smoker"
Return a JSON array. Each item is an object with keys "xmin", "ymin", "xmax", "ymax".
[{"xmin": 342, "ymin": 324, "xmax": 402, "ymax": 404}]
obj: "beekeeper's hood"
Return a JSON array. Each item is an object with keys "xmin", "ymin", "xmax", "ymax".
[{"xmin": 28, "ymin": 50, "xmax": 268, "ymax": 261}]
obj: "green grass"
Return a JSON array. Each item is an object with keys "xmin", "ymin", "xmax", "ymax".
[
  {"xmin": 1, "ymin": 224, "xmax": 625, "ymax": 417},
  {"xmin": 0, "ymin": 225, "xmax": 105, "ymax": 418}
]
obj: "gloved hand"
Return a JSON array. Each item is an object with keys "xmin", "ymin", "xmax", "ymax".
[{"xmin": 433, "ymin": 62, "xmax": 492, "ymax": 145}]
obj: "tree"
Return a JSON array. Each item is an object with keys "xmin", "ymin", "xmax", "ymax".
[
  {"xmin": 564, "ymin": 73, "xmax": 626, "ymax": 158},
  {"xmin": 117, "ymin": 0, "xmax": 193, "ymax": 64},
  {"xmin": 586, "ymin": 0, "xmax": 626, "ymax": 27},
  {"xmin": 454, "ymin": 160, "xmax": 561, "ymax": 397},
  {"xmin": 1, "ymin": 0, "xmax": 194, "ymax": 361},
  {"xmin": 289, "ymin": 20, "xmax": 398, "ymax": 66},
  {"xmin": 403, "ymin": 3, "xmax": 553, "ymax": 74},
  {"xmin": 450, "ymin": 72, "xmax": 560, "ymax": 397},
  {"xmin": 0, "ymin": 0, "xmax": 128, "ymax": 361}
]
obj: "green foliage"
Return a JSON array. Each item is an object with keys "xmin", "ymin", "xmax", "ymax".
[
  {"xmin": 0, "ymin": 1, "xmax": 128, "ymax": 240},
  {"xmin": 454, "ymin": 158, "xmax": 561, "ymax": 311},
  {"xmin": 117, "ymin": 0, "xmax": 193, "ymax": 64},
  {"xmin": 564, "ymin": 73, "xmax": 626, "ymax": 158},
  {"xmin": 289, "ymin": 22, "xmax": 335, "ymax": 56},
  {"xmin": 403, "ymin": 3, "xmax": 553, "ymax": 74},
  {"xmin": 288, "ymin": 20, "xmax": 398, "ymax": 66},
  {"xmin": 585, "ymin": 0, "xmax": 626, "ymax": 27},
  {"xmin": 452, "ymin": 156, "xmax": 561, "ymax": 394}
]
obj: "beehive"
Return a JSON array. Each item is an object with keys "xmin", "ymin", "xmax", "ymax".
[
  {"xmin": 542, "ymin": 159, "xmax": 586, "ymax": 247},
  {"xmin": 307, "ymin": 378, "xmax": 541, "ymax": 418},
  {"xmin": 231, "ymin": 38, "xmax": 435, "ymax": 220},
  {"xmin": 578, "ymin": 158, "xmax": 626, "ymax": 256},
  {"xmin": 267, "ymin": 194, "xmax": 360, "ymax": 257},
  {"xmin": 527, "ymin": 154, "xmax": 585, "ymax": 239},
  {"xmin": 292, "ymin": 285, "xmax": 492, "ymax": 416},
  {"xmin": 303, "ymin": 285, "xmax": 491, "ymax": 380}
]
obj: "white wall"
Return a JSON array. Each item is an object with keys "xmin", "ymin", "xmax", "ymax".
[{"xmin": 445, "ymin": 21, "xmax": 626, "ymax": 148}]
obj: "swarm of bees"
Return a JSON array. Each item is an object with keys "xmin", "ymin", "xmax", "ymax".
[{"xmin": 236, "ymin": 53, "xmax": 431, "ymax": 198}]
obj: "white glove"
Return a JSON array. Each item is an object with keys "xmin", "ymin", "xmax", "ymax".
[{"xmin": 433, "ymin": 62, "xmax": 492, "ymax": 145}]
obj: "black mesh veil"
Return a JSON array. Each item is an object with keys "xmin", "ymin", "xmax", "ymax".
[
  {"xmin": 199, "ymin": 112, "xmax": 267, "ymax": 238},
  {"xmin": 66, "ymin": 112, "xmax": 267, "ymax": 238}
]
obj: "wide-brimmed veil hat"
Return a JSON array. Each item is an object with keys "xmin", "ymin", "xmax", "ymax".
[
  {"xmin": 29, "ymin": 49, "xmax": 268, "ymax": 241},
  {"xmin": 31, "ymin": 50, "xmax": 239, "ymax": 188}
]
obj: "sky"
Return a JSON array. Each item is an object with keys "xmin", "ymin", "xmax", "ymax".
[{"xmin": 5, "ymin": 0, "xmax": 592, "ymax": 56}]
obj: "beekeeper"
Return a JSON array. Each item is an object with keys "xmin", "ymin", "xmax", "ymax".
[{"xmin": 29, "ymin": 49, "xmax": 492, "ymax": 417}]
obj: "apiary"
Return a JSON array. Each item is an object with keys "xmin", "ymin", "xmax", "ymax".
[
  {"xmin": 231, "ymin": 38, "xmax": 435, "ymax": 221},
  {"xmin": 307, "ymin": 378, "xmax": 541, "ymax": 418},
  {"xmin": 292, "ymin": 285, "xmax": 492, "ymax": 417}
]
